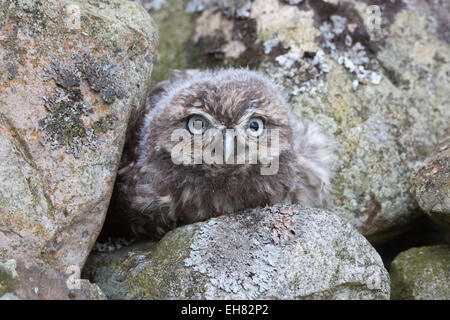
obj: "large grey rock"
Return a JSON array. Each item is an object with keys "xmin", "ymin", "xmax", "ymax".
[
  {"xmin": 411, "ymin": 140, "xmax": 450, "ymax": 228},
  {"xmin": 0, "ymin": 0, "xmax": 158, "ymax": 298},
  {"xmin": 83, "ymin": 204, "xmax": 390, "ymax": 300},
  {"xmin": 390, "ymin": 245, "xmax": 450, "ymax": 300},
  {"xmin": 140, "ymin": 0, "xmax": 450, "ymax": 243}
]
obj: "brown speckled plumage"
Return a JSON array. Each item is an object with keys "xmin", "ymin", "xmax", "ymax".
[{"xmin": 101, "ymin": 69, "xmax": 333, "ymax": 240}]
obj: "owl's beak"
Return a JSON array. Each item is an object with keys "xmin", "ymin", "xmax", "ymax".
[{"xmin": 223, "ymin": 130, "xmax": 234, "ymax": 164}]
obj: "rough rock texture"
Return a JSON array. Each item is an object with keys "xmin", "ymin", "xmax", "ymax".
[
  {"xmin": 411, "ymin": 140, "xmax": 450, "ymax": 228},
  {"xmin": 0, "ymin": 259, "xmax": 105, "ymax": 300},
  {"xmin": 83, "ymin": 204, "xmax": 390, "ymax": 300},
  {"xmin": 390, "ymin": 245, "xmax": 450, "ymax": 300},
  {"xmin": 0, "ymin": 0, "xmax": 158, "ymax": 297},
  {"xmin": 139, "ymin": 0, "xmax": 450, "ymax": 243}
]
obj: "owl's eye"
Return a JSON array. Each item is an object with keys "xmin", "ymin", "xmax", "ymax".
[
  {"xmin": 187, "ymin": 115, "xmax": 207, "ymax": 135},
  {"xmin": 247, "ymin": 117, "xmax": 264, "ymax": 137}
]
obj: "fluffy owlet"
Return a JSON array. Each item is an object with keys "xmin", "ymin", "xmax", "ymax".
[{"xmin": 101, "ymin": 69, "xmax": 333, "ymax": 240}]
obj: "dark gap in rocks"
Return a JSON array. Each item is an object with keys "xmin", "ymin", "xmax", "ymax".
[
  {"xmin": 375, "ymin": 215, "xmax": 450, "ymax": 270},
  {"xmin": 97, "ymin": 186, "xmax": 136, "ymax": 243}
]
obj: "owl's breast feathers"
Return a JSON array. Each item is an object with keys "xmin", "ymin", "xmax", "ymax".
[{"xmin": 113, "ymin": 155, "xmax": 297, "ymax": 239}]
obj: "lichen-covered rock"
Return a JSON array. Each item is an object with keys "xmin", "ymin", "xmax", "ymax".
[
  {"xmin": 139, "ymin": 0, "xmax": 450, "ymax": 243},
  {"xmin": 83, "ymin": 204, "xmax": 390, "ymax": 300},
  {"xmin": 390, "ymin": 245, "xmax": 450, "ymax": 300},
  {"xmin": 411, "ymin": 140, "xmax": 450, "ymax": 228},
  {"xmin": 0, "ymin": 258, "xmax": 105, "ymax": 300},
  {"xmin": 0, "ymin": 0, "xmax": 158, "ymax": 297}
]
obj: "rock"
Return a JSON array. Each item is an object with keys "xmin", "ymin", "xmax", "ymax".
[
  {"xmin": 140, "ymin": 0, "xmax": 450, "ymax": 243},
  {"xmin": 83, "ymin": 204, "xmax": 390, "ymax": 300},
  {"xmin": 0, "ymin": 259, "xmax": 105, "ymax": 300},
  {"xmin": 390, "ymin": 245, "xmax": 450, "ymax": 300},
  {"xmin": 0, "ymin": 0, "xmax": 158, "ymax": 298},
  {"xmin": 411, "ymin": 140, "xmax": 450, "ymax": 228}
]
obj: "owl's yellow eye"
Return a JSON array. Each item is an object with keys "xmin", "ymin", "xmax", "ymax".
[
  {"xmin": 247, "ymin": 117, "xmax": 264, "ymax": 137},
  {"xmin": 187, "ymin": 115, "xmax": 207, "ymax": 135}
]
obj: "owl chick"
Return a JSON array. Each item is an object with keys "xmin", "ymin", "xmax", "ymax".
[{"xmin": 102, "ymin": 69, "xmax": 333, "ymax": 240}]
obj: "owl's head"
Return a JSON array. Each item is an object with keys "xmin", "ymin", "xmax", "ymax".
[{"xmin": 140, "ymin": 69, "xmax": 296, "ymax": 177}]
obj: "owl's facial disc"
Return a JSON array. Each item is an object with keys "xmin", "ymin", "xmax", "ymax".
[{"xmin": 161, "ymin": 80, "xmax": 292, "ymax": 175}]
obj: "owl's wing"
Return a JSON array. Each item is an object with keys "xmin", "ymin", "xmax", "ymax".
[
  {"xmin": 291, "ymin": 118, "xmax": 334, "ymax": 207},
  {"xmin": 102, "ymin": 170, "xmax": 177, "ymax": 240}
]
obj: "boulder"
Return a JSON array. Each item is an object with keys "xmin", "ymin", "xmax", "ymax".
[
  {"xmin": 0, "ymin": 0, "xmax": 158, "ymax": 298},
  {"xmin": 83, "ymin": 204, "xmax": 390, "ymax": 300},
  {"xmin": 411, "ymin": 140, "xmax": 450, "ymax": 228},
  {"xmin": 0, "ymin": 259, "xmax": 105, "ymax": 300},
  {"xmin": 390, "ymin": 245, "xmax": 450, "ymax": 300},
  {"xmin": 141, "ymin": 0, "xmax": 450, "ymax": 243}
]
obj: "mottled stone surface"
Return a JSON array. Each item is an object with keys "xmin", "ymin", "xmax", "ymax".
[
  {"xmin": 390, "ymin": 245, "xmax": 450, "ymax": 300},
  {"xmin": 0, "ymin": 258, "xmax": 105, "ymax": 300},
  {"xmin": 139, "ymin": 0, "xmax": 450, "ymax": 243},
  {"xmin": 83, "ymin": 204, "xmax": 390, "ymax": 300},
  {"xmin": 411, "ymin": 140, "xmax": 450, "ymax": 228},
  {"xmin": 0, "ymin": 0, "xmax": 158, "ymax": 287}
]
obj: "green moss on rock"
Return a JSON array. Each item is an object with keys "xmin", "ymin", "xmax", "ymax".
[
  {"xmin": 149, "ymin": 0, "xmax": 199, "ymax": 81},
  {"xmin": 0, "ymin": 260, "xmax": 18, "ymax": 297},
  {"xmin": 390, "ymin": 245, "xmax": 450, "ymax": 300}
]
